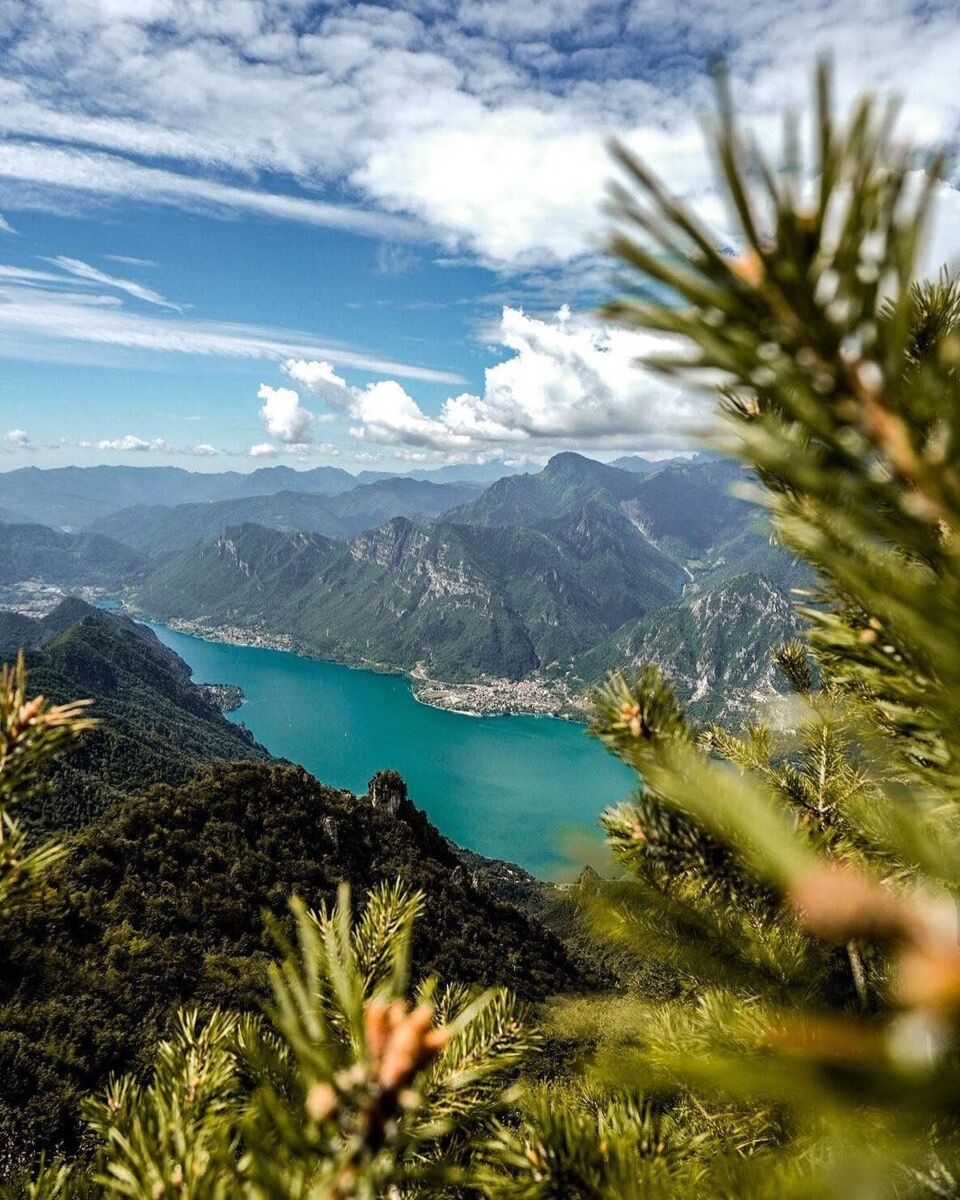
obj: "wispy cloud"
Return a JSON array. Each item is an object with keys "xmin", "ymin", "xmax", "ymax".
[
  {"xmin": 45, "ymin": 255, "xmax": 182, "ymax": 310},
  {"xmin": 0, "ymin": 267, "xmax": 465, "ymax": 382},
  {"xmin": 0, "ymin": 142, "xmax": 425, "ymax": 242},
  {"xmin": 103, "ymin": 254, "xmax": 158, "ymax": 269}
]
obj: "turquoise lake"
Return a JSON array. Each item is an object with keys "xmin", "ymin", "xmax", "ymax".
[{"xmin": 147, "ymin": 624, "xmax": 636, "ymax": 879}]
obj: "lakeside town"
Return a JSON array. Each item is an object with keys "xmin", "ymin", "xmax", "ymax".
[{"xmin": 129, "ymin": 612, "xmax": 589, "ymax": 720}]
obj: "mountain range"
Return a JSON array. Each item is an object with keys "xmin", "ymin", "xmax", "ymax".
[
  {"xmin": 125, "ymin": 453, "xmax": 803, "ymax": 716},
  {"xmin": 0, "ymin": 451, "xmax": 805, "ymax": 718},
  {"xmin": 85, "ymin": 477, "xmax": 483, "ymax": 557},
  {"xmin": 0, "ymin": 460, "xmax": 528, "ymax": 529}
]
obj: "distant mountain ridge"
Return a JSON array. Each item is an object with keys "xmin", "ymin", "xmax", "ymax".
[
  {"xmin": 0, "ymin": 460, "xmax": 528, "ymax": 529},
  {"xmin": 85, "ymin": 477, "xmax": 484, "ymax": 557},
  {"xmin": 0, "ymin": 520, "xmax": 146, "ymax": 587}
]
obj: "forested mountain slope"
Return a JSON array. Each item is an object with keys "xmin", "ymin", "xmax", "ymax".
[
  {"xmin": 0, "ymin": 599, "xmax": 269, "ymax": 831},
  {"xmin": 133, "ymin": 509, "xmax": 681, "ymax": 680},
  {"xmin": 0, "ymin": 762, "xmax": 582, "ymax": 1168},
  {"xmin": 0, "ymin": 453, "xmax": 807, "ymax": 718},
  {"xmin": 129, "ymin": 452, "xmax": 803, "ymax": 715},
  {"xmin": 0, "ymin": 521, "xmax": 145, "ymax": 587},
  {"xmin": 569, "ymin": 572, "xmax": 802, "ymax": 717}
]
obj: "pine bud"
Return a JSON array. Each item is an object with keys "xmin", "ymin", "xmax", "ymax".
[
  {"xmin": 789, "ymin": 864, "xmax": 907, "ymax": 942},
  {"xmin": 306, "ymin": 1082, "xmax": 338, "ymax": 1121}
]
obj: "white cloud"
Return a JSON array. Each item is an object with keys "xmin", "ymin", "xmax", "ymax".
[
  {"xmin": 257, "ymin": 383, "xmax": 315, "ymax": 444},
  {"xmin": 375, "ymin": 243, "xmax": 420, "ymax": 276},
  {"xmin": 104, "ymin": 254, "xmax": 157, "ymax": 268},
  {"xmin": 0, "ymin": 141, "xmax": 423, "ymax": 243},
  {"xmin": 283, "ymin": 359, "xmax": 353, "ymax": 407},
  {"xmin": 4, "ymin": 427, "xmax": 33, "ymax": 449},
  {"xmin": 46, "ymin": 255, "xmax": 181, "ymax": 310},
  {"xmin": 97, "ymin": 434, "xmax": 169, "ymax": 452},
  {"xmin": 0, "ymin": 269, "xmax": 464, "ymax": 382},
  {"xmin": 281, "ymin": 305, "xmax": 703, "ymax": 457},
  {"xmin": 0, "ymin": 1, "xmax": 958, "ymax": 272},
  {"xmin": 78, "ymin": 435, "xmax": 220, "ymax": 457},
  {"xmin": 249, "ymin": 442, "xmax": 277, "ymax": 458},
  {"xmin": 350, "ymin": 379, "xmax": 472, "ymax": 450}
]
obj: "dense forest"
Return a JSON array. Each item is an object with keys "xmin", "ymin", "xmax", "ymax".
[
  {"xmin": 0, "ymin": 600, "xmax": 271, "ymax": 833},
  {"xmin": 0, "ymin": 762, "xmax": 581, "ymax": 1171}
]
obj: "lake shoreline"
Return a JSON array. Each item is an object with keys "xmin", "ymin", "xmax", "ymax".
[
  {"xmin": 136, "ymin": 612, "xmax": 589, "ymax": 722},
  {"xmin": 143, "ymin": 618, "xmax": 635, "ymax": 878}
]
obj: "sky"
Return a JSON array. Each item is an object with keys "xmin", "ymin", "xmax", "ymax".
[{"xmin": 0, "ymin": 1, "xmax": 959, "ymax": 473}]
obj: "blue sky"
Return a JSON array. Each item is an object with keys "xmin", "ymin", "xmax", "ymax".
[{"xmin": 0, "ymin": 0, "xmax": 958, "ymax": 472}]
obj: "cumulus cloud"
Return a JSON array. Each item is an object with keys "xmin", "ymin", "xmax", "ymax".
[
  {"xmin": 186, "ymin": 443, "xmax": 219, "ymax": 457},
  {"xmin": 248, "ymin": 442, "xmax": 277, "ymax": 458},
  {"xmin": 97, "ymin": 434, "xmax": 169, "ymax": 452},
  {"xmin": 257, "ymin": 383, "xmax": 316, "ymax": 444},
  {"xmin": 278, "ymin": 305, "xmax": 703, "ymax": 457},
  {"xmin": 4, "ymin": 427, "xmax": 33, "ymax": 449},
  {"xmin": 283, "ymin": 360, "xmax": 353, "ymax": 407}
]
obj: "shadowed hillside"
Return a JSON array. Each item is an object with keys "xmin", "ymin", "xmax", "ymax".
[{"xmin": 0, "ymin": 599, "xmax": 270, "ymax": 832}]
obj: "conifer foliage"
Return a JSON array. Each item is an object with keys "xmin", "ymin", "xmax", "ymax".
[
  {"xmin": 571, "ymin": 62, "xmax": 960, "ymax": 1196},
  {"xmin": 25, "ymin": 885, "xmax": 534, "ymax": 1199},
  {"xmin": 0, "ymin": 652, "xmax": 92, "ymax": 918}
]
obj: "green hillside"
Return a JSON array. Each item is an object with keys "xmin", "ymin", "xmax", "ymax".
[
  {"xmin": 0, "ymin": 600, "xmax": 270, "ymax": 832},
  {"xmin": 0, "ymin": 521, "xmax": 145, "ymax": 587},
  {"xmin": 0, "ymin": 762, "xmax": 582, "ymax": 1167},
  {"xmin": 568, "ymin": 572, "xmax": 801, "ymax": 720},
  {"xmin": 129, "ymin": 452, "xmax": 801, "ymax": 713},
  {"xmin": 133, "ymin": 510, "xmax": 681, "ymax": 680}
]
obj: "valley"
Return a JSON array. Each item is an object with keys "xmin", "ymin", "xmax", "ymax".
[{"xmin": 0, "ymin": 451, "xmax": 805, "ymax": 722}]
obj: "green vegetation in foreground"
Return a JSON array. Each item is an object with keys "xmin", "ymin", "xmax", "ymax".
[
  {"xmin": 0, "ymin": 762, "xmax": 581, "ymax": 1172},
  {"xmin": 6, "ymin": 61, "xmax": 960, "ymax": 1200}
]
